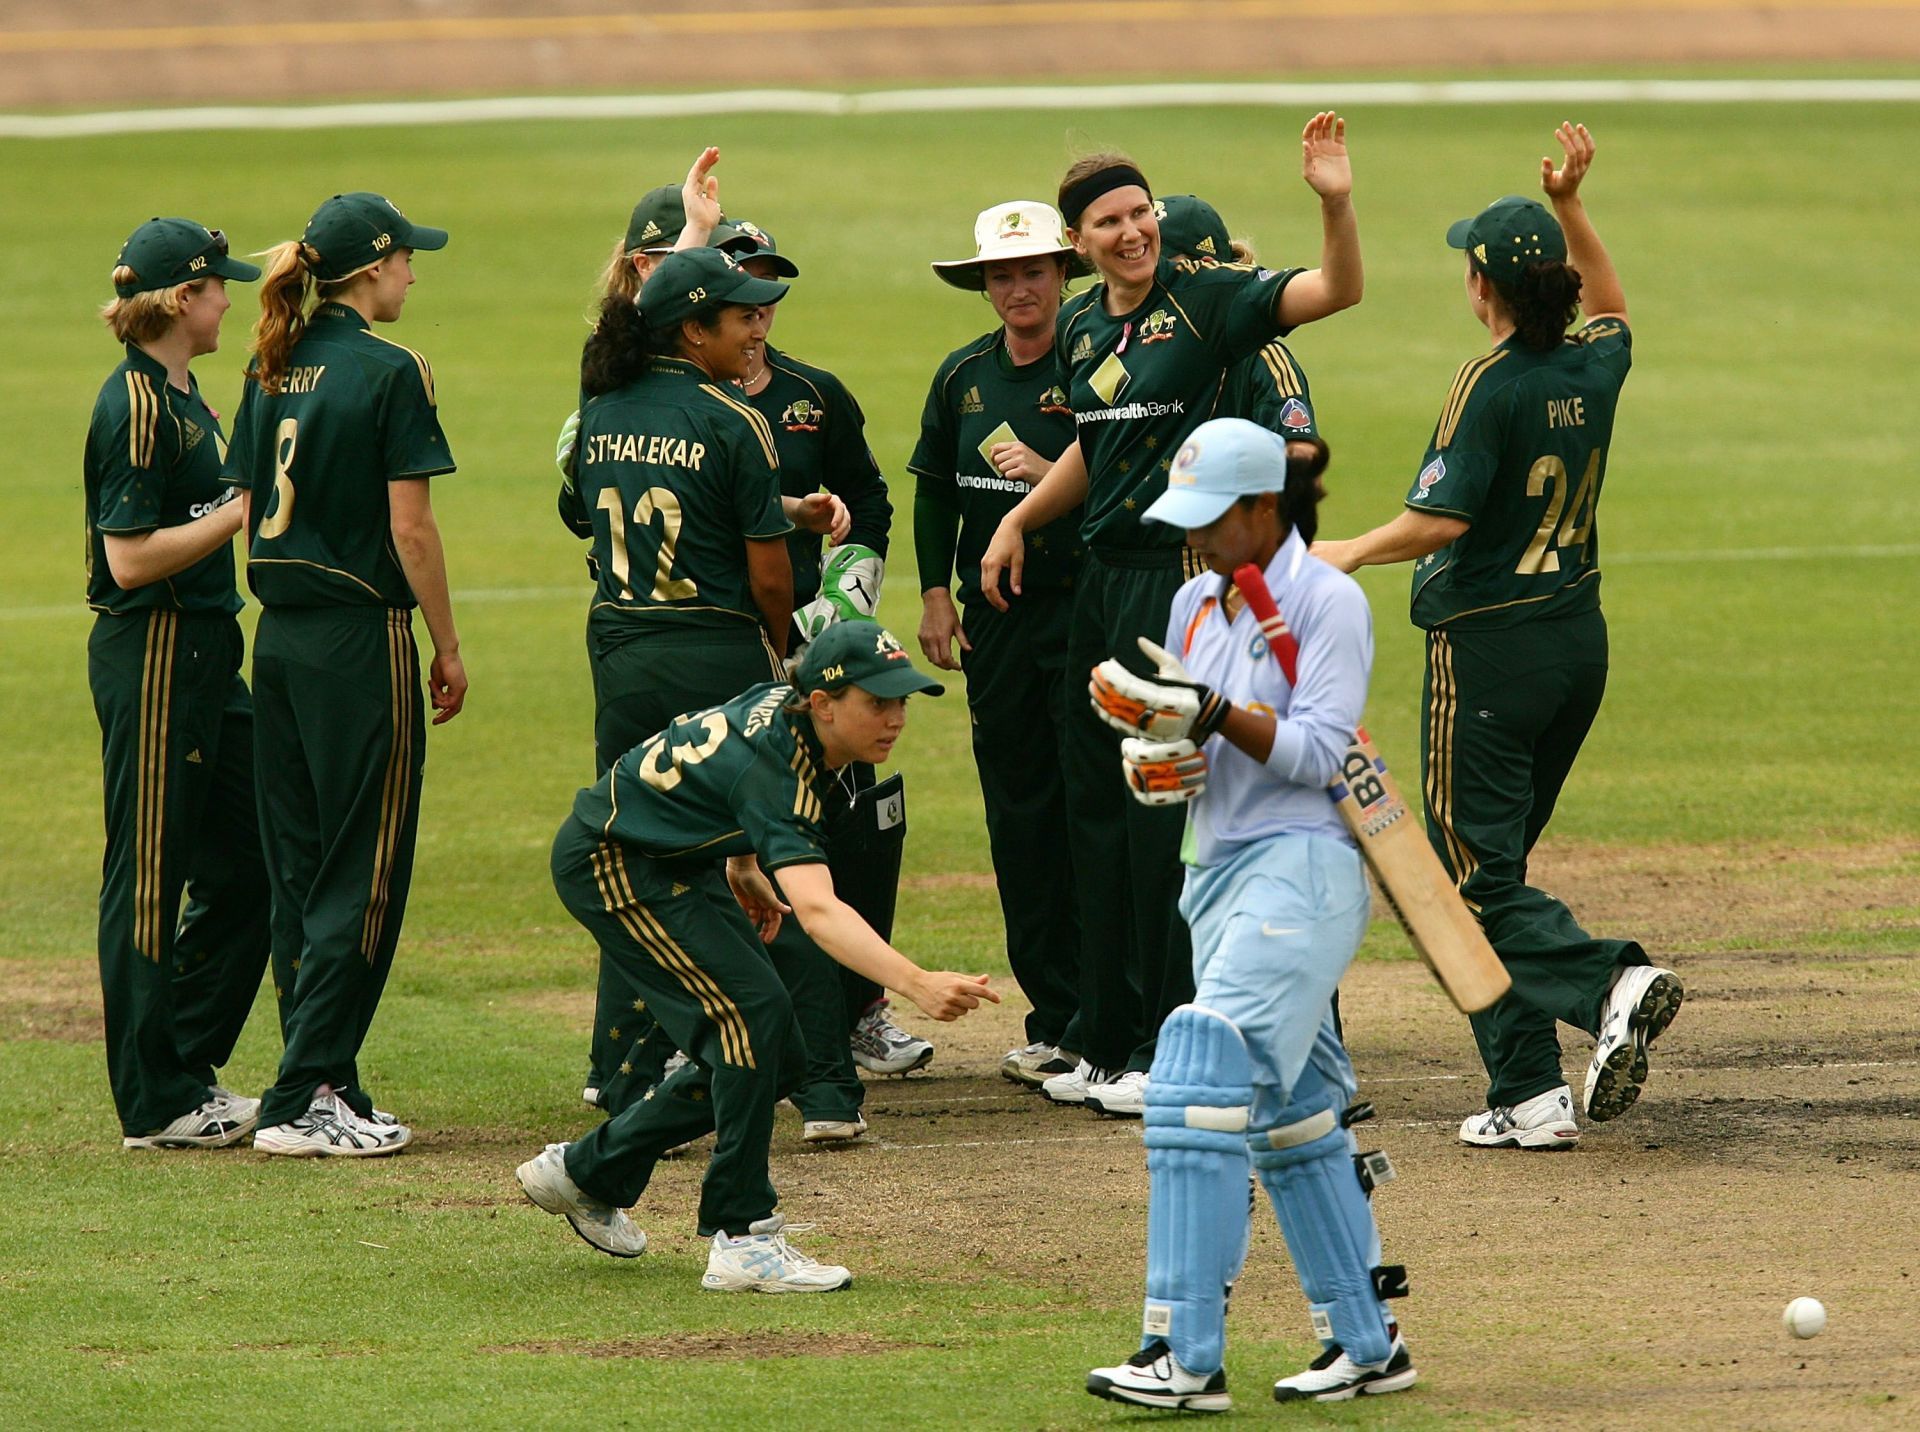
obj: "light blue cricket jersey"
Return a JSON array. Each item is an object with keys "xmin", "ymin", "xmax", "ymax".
[{"xmin": 1167, "ymin": 529, "xmax": 1373, "ymax": 867}]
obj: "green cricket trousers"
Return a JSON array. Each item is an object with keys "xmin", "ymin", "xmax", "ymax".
[
  {"xmin": 1420, "ymin": 607, "xmax": 1647, "ymax": 1108},
  {"xmin": 89, "ymin": 610, "xmax": 270, "ymax": 1136},
  {"xmin": 553, "ymin": 818, "xmax": 805, "ymax": 1236},
  {"xmin": 252, "ymin": 606, "xmax": 426, "ymax": 1127},
  {"xmin": 961, "ymin": 589, "xmax": 1080, "ymax": 1047},
  {"xmin": 584, "ymin": 613, "xmax": 782, "ymax": 1096},
  {"xmin": 1059, "ymin": 547, "xmax": 1198, "ymax": 1075}
]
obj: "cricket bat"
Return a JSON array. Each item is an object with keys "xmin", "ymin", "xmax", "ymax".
[{"xmin": 1231, "ymin": 563, "xmax": 1511, "ymax": 1014}]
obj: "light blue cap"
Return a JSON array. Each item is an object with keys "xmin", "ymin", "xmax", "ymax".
[{"xmin": 1143, "ymin": 417, "xmax": 1289, "ymax": 529}]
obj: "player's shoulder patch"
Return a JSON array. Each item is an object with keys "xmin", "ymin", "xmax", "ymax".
[
  {"xmin": 1412, "ymin": 454, "xmax": 1447, "ymax": 501},
  {"xmin": 1434, "ymin": 348, "xmax": 1510, "ymax": 449},
  {"xmin": 360, "ymin": 329, "xmax": 438, "ymax": 406}
]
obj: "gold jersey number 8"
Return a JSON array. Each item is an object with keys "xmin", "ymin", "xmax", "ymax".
[{"xmin": 256, "ymin": 417, "xmax": 299, "ymax": 539}]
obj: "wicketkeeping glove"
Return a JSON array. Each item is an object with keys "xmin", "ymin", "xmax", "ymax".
[
  {"xmin": 555, "ymin": 409, "xmax": 581, "ymax": 481},
  {"xmin": 793, "ymin": 543, "xmax": 885, "ymax": 642},
  {"xmin": 1121, "ymin": 737, "xmax": 1208, "ymax": 806},
  {"xmin": 1089, "ymin": 636, "xmax": 1230, "ymax": 743}
]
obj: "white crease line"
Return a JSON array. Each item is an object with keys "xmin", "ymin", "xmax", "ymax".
[{"xmin": 5, "ymin": 79, "xmax": 1920, "ymax": 139}]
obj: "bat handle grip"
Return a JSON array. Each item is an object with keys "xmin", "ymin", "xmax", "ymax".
[{"xmin": 1231, "ymin": 562, "xmax": 1301, "ymax": 685}]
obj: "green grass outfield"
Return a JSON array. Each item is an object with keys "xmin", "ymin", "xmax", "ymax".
[{"xmin": 1, "ymin": 97, "xmax": 1916, "ymax": 1427}]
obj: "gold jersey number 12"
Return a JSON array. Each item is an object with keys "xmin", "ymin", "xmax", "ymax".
[{"xmin": 596, "ymin": 486, "xmax": 700, "ymax": 602}]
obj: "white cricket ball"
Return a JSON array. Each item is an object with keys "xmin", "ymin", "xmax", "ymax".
[{"xmin": 1783, "ymin": 1297, "xmax": 1827, "ymax": 1339}]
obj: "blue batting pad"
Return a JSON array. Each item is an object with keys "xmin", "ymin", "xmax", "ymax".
[
  {"xmin": 1248, "ymin": 1053, "xmax": 1393, "ymax": 1366},
  {"xmin": 1142, "ymin": 1004, "xmax": 1254, "ymax": 1375}
]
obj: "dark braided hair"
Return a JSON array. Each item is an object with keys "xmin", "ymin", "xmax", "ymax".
[
  {"xmin": 1234, "ymin": 436, "xmax": 1329, "ymax": 544},
  {"xmin": 1489, "ymin": 260, "xmax": 1585, "ymax": 352}
]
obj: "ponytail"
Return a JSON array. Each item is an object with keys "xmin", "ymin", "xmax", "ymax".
[
  {"xmin": 579, "ymin": 293, "xmax": 734, "ymax": 398},
  {"xmin": 1491, "ymin": 260, "xmax": 1584, "ymax": 352},
  {"xmin": 1281, "ymin": 436, "xmax": 1330, "ymax": 546},
  {"xmin": 248, "ymin": 240, "xmax": 319, "ymax": 394},
  {"xmin": 1228, "ymin": 238, "xmax": 1258, "ymax": 265},
  {"xmin": 595, "ymin": 234, "xmax": 641, "ymax": 310}
]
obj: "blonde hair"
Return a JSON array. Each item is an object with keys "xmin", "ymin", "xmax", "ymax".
[
  {"xmin": 100, "ymin": 273, "xmax": 205, "ymax": 344},
  {"xmin": 1229, "ymin": 238, "xmax": 1258, "ymax": 265},
  {"xmin": 248, "ymin": 240, "xmax": 358, "ymax": 394},
  {"xmin": 596, "ymin": 235, "xmax": 642, "ymax": 308}
]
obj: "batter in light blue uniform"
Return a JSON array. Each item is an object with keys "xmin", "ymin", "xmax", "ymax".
[{"xmin": 1083, "ymin": 418, "xmax": 1416, "ymax": 1412}]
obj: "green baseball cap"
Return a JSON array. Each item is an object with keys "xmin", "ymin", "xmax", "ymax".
[
  {"xmin": 713, "ymin": 218, "xmax": 800, "ymax": 278},
  {"xmin": 638, "ymin": 247, "xmax": 789, "ymax": 328},
  {"xmin": 113, "ymin": 218, "xmax": 261, "ymax": 296},
  {"xmin": 1446, "ymin": 195, "xmax": 1566, "ymax": 279},
  {"xmin": 624, "ymin": 185, "xmax": 687, "ymax": 254},
  {"xmin": 1154, "ymin": 194, "xmax": 1234, "ymax": 264},
  {"xmin": 302, "ymin": 192, "xmax": 447, "ymax": 283},
  {"xmin": 797, "ymin": 619, "xmax": 945, "ymax": 699}
]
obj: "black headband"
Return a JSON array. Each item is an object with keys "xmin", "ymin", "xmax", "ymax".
[{"xmin": 1061, "ymin": 165, "xmax": 1151, "ymax": 228}]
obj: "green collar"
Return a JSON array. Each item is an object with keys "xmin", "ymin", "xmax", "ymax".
[{"xmin": 311, "ymin": 301, "xmax": 370, "ymax": 330}]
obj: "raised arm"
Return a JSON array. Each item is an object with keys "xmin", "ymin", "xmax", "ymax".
[
  {"xmin": 1543, "ymin": 122, "xmax": 1626, "ymax": 323},
  {"xmin": 1277, "ymin": 111, "xmax": 1363, "ymax": 328},
  {"xmin": 675, "ymin": 147, "xmax": 722, "ymax": 251}
]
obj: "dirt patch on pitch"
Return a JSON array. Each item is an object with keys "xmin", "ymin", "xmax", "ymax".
[
  {"xmin": 711, "ymin": 838, "xmax": 1920, "ymax": 1431},
  {"xmin": 8, "ymin": 2, "xmax": 1920, "ymax": 108},
  {"xmin": 482, "ymin": 1331, "xmax": 905, "ymax": 1360},
  {"xmin": 0, "ymin": 958, "xmax": 102, "ymax": 1043}
]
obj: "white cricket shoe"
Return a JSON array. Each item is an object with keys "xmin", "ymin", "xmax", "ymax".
[
  {"xmin": 1584, "ymin": 964, "xmax": 1685, "ymax": 1122},
  {"xmin": 254, "ymin": 1091, "xmax": 411, "ymax": 1158},
  {"xmin": 701, "ymin": 1214, "xmax": 852, "ymax": 1293},
  {"xmin": 1459, "ymin": 1084, "xmax": 1580, "ymax": 1150},
  {"xmin": 1085, "ymin": 1070, "xmax": 1149, "ymax": 1118},
  {"xmin": 801, "ymin": 1114, "xmax": 868, "ymax": 1143},
  {"xmin": 850, "ymin": 1000, "xmax": 933, "ymax": 1075},
  {"xmin": 514, "ymin": 1142, "xmax": 647, "ymax": 1258},
  {"xmin": 1041, "ymin": 1058, "xmax": 1115, "ymax": 1106},
  {"xmin": 1002, "ymin": 1042, "xmax": 1076, "ymax": 1088},
  {"xmin": 1273, "ymin": 1330, "xmax": 1417, "ymax": 1403},
  {"xmin": 1087, "ymin": 1340, "xmax": 1231, "ymax": 1413},
  {"xmin": 123, "ymin": 1090, "xmax": 258, "ymax": 1150}
]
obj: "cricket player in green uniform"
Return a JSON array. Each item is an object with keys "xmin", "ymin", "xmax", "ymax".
[
  {"xmin": 719, "ymin": 220, "xmax": 934, "ymax": 1122},
  {"xmin": 1154, "ymin": 195, "xmax": 1326, "ymax": 465},
  {"xmin": 568, "ymin": 244, "xmax": 800, "ymax": 1111},
  {"xmin": 515, "ymin": 619, "xmax": 998, "ymax": 1291},
  {"xmin": 86, "ymin": 217, "xmax": 270, "ymax": 1149},
  {"xmin": 227, "ymin": 192, "xmax": 467, "ymax": 1157},
  {"xmin": 979, "ymin": 114, "xmax": 1365, "ymax": 1117},
  {"xmin": 1314, "ymin": 124, "xmax": 1682, "ymax": 1149},
  {"xmin": 914, "ymin": 199, "xmax": 1085, "ymax": 1087}
]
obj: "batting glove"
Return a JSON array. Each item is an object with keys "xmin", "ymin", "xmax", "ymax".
[
  {"xmin": 555, "ymin": 408, "xmax": 581, "ymax": 481},
  {"xmin": 1121, "ymin": 737, "xmax": 1208, "ymax": 806},
  {"xmin": 793, "ymin": 543, "xmax": 885, "ymax": 642},
  {"xmin": 1089, "ymin": 637, "xmax": 1230, "ymax": 743}
]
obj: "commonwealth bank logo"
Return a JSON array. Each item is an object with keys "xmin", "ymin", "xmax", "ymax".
[{"xmin": 1088, "ymin": 352, "xmax": 1130, "ymax": 406}]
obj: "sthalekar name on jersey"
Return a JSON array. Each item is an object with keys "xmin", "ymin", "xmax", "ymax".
[{"xmin": 583, "ymin": 432, "xmax": 709, "ymax": 470}]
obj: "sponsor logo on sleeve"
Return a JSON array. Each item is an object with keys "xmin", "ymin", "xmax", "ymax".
[
  {"xmin": 1278, "ymin": 397, "xmax": 1311, "ymax": 430},
  {"xmin": 1415, "ymin": 455, "xmax": 1446, "ymax": 499}
]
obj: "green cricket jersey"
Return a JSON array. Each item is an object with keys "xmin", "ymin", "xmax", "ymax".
[
  {"xmin": 908, "ymin": 329, "xmax": 1082, "ymax": 606},
  {"xmin": 577, "ymin": 357, "xmax": 793, "ymax": 629},
  {"xmin": 1405, "ymin": 317, "xmax": 1632, "ymax": 631},
  {"xmin": 1222, "ymin": 338, "xmax": 1318, "ymax": 443},
  {"xmin": 1058, "ymin": 256, "xmax": 1299, "ymax": 550},
  {"xmin": 574, "ymin": 681, "xmax": 831, "ymax": 872},
  {"xmin": 84, "ymin": 343, "xmax": 243, "ymax": 616},
  {"xmin": 744, "ymin": 347, "xmax": 892, "ymax": 607},
  {"xmin": 226, "ymin": 303, "xmax": 455, "ymax": 607}
]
